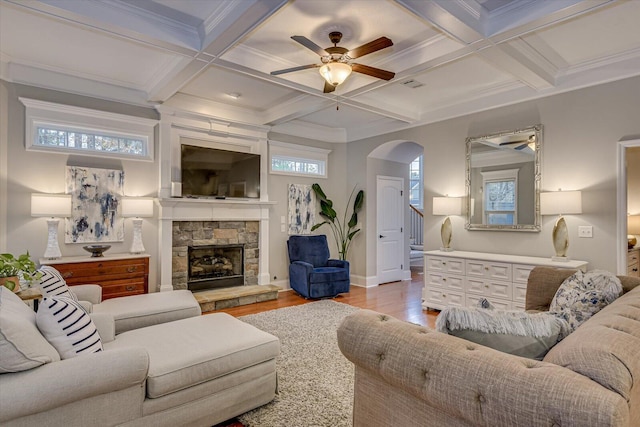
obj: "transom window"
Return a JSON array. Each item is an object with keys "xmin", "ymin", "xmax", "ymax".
[
  {"xmin": 269, "ymin": 140, "xmax": 330, "ymax": 178},
  {"xmin": 21, "ymin": 97, "xmax": 156, "ymax": 161}
]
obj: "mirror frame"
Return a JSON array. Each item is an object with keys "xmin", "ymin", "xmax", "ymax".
[{"xmin": 465, "ymin": 124, "xmax": 542, "ymax": 232}]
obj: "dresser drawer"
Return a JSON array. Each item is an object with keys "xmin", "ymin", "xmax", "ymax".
[
  {"xmin": 423, "ymin": 286, "xmax": 464, "ymax": 310},
  {"xmin": 513, "ymin": 282, "xmax": 528, "ymax": 304},
  {"xmin": 46, "ymin": 256, "xmax": 149, "ymax": 300},
  {"xmin": 425, "ymin": 272, "xmax": 465, "ymax": 292},
  {"xmin": 465, "ymin": 260, "xmax": 512, "ymax": 281},
  {"xmin": 465, "ymin": 278, "xmax": 512, "ymax": 300},
  {"xmin": 512, "ymin": 264, "xmax": 535, "ymax": 284},
  {"xmin": 425, "ymin": 256, "xmax": 465, "ymax": 275}
]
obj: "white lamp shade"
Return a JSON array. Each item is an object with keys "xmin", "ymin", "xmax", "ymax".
[
  {"xmin": 628, "ymin": 215, "xmax": 640, "ymax": 235},
  {"xmin": 540, "ymin": 191, "xmax": 582, "ymax": 215},
  {"xmin": 122, "ymin": 198, "xmax": 154, "ymax": 217},
  {"xmin": 319, "ymin": 62, "xmax": 352, "ymax": 86},
  {"xmin": 31, "ymin": 193, "xmax": 71, "ymax": 217},
  {"xmin": 433, "ymin": 197, "xmax": 462, "ymax": 216}
]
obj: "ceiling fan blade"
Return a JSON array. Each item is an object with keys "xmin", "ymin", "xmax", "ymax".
[
  {"xmin": 271, "ymin": 64, "xmax": 320, "ymax": 76},
  {"xmin": 347, "ymin": 37, "xmax": 393, "ymax": 59},
  {"xmin": 291, "ymin": 36, "xmax": 328, "ymax": 56},
  {"xmin": 323, "ymin": 81, "xmax": 336, "ymax": 93},
  {"xmin": 499, "ymin": 139, "xmax": 529, "ymax": 146},
  {"xmin": 351, "ymin": 63, "xmax": 395, "ymax": 80}
]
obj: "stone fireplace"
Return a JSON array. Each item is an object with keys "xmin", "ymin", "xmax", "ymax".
[
  {"xmin": 157, "ymin": 198, "xmax": 272, "ymax": 293},
  {"xmin": 172, "ymin": 221, "xmax": 259, "ymax": 291}
]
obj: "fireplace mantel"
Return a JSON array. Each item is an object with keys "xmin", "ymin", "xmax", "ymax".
[{"xmin": 157, "ymin": 197, "xmax": 275, "ymax": 292}]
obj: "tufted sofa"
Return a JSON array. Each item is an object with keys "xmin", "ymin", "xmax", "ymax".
[{"xmin": 337, "ymin": 267, "xmax": 640, "ymax": 427}]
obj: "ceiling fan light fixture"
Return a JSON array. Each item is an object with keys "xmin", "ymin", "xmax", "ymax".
[{"xmin": 319, "ymin": 62, "xmax": 352, "ymax": 86}]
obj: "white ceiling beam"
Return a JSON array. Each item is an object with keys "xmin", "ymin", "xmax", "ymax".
[
  {"xmin": 261, "ymin": 95, "xmax": 333, "ymax": 126},
  {"xmin": 394, "ymin": 0, "xmax": 485, "ymax": 44}
]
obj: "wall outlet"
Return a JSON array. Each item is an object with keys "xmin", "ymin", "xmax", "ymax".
[{"xmin": 578, "ymin": 226, "xmax": 593, "ymax": 238}]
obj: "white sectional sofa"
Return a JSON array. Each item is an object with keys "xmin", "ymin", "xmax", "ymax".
[{"xmin": 0, "ymin": 286, "xmax": 280, "ymax": 426}]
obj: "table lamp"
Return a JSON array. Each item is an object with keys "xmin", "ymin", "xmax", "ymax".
[
  {"xmin": 433, "ymin": 196, "xmax": 462, "ymax": 251},
  {"xmin": 31, "ymin": 193, "xmax": 71, "ymax": 259},
  {"xmin": 122, "ymin": 198, "xmax": 154, "ymax": 254},
  {"xmin": 540, "ymin": 190, "xmax": 582, "ymax": 261}
]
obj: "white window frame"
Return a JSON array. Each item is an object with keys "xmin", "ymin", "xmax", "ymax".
[
  {"xmin": 409, "ymin": 155, "xmax": 423, "ymax": 209},
  {"xmin": 269, "ymin": 140, "xmax": 330, "ymax": 178},
  {"xmin": 21, "ymin": 98, "xmax": 157, "ymax": 161},
  {"xmin": 481, "ymin": 168, "xmax": 519, "ymax": 225}
]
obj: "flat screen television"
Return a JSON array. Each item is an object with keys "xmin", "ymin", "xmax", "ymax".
[{"xmin": 180, "ymin": 144, "xmax": 260, "ymax": 199}]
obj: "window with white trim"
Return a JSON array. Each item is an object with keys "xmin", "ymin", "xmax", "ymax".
[
  {"xmin": 409, "ymin": 155, "xmax": 423, "ymax": 209},
  {"xmin": 481, "ymin": 169, "xmax": 519, "ymax": 225},
  {"xmin": 269, "ymin": 140, "xmax": 330, "ymax": 178},
  {"xmin": 21, "ymin": 98, "xmax": 156, "ymax": 161}
]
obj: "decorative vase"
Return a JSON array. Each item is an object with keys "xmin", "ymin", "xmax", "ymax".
[{"xmin": 0, "ymin": 276, "xmax": 21, "ymax": 293}]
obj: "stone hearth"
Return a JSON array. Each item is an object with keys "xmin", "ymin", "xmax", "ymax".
[{"xmin": 172, "ymin": 221, "xmax": 259, "ymax": 290}]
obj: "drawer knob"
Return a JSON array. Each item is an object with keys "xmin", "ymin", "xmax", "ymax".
[
  {"xmin": 125, "ymin": 285, "xmax": 137, "ymax": 291},
  {"xmin": 127, "ymin": 266, "xmax": 138, "ymax": 273},
  {"xmin": 442, "ymin": 278, "xmax": 447, "ymax": 282},
  {"xmin": 442, "ymin": 294, "xmax": 446, "ymax": 298},
  {"xmin": 484, "ymin": 284, "xmax": 489, "ymax": 288},
  {"xmin": 442, "ymin": 261, "xmax": 446, "ymax": 265},
  {"xmin": 62, "ymin": 272, "xmax": 73, "ymax": 278},
  {"xmin": 484, "ymin": 267, "xmax": 489, "ymax": 271}
]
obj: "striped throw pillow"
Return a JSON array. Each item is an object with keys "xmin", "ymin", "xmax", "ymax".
[
  {"xmin": 36, "ymin": 296, "xmax": 103, "ymax": 359},
  {"xmin": 38, "ymin": 266, "xmax": 77, "ymax": 301}
]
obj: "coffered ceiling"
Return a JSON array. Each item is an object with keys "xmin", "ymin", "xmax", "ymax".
[{"xmin": 1, "ymin": 0, "xmax": 639, "ymax": 142}]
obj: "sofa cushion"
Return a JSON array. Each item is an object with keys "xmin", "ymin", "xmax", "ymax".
[
  {"xmin": 105, "ymin": 313, "xmax": 280, "ymax": 398},
  {"xmin": 92, "ymin": 289, "xmax": 201, "ymax": 334},
  {"xmin": 38, "ymin": 266, "xmax": 77, "ymax": 301},
  {"xmin": 544, "ymin": 287, "xmax": 640, "ymax": 402},
  {"xmin": 36, "ymin": 296, "xmax": 103, "ymax": 359},
  {"xmin": 0, "ymin": 286, "xmax": 60, "ymax": 372},
  {"xmin": 436, "ymin": 304, "xmax": 570, "ymax": 360},
  {"xmin": 549, "ymin": 270, "xmax": 622, "ymax": 332}
]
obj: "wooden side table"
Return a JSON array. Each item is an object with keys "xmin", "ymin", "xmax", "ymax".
[
  {"xmin": 16, "ymin": 288, "xmax": 43, "ymax": 311},
  {"xmin": 40, "ymin": 253, "xmax": 150, "ymax": 300}
]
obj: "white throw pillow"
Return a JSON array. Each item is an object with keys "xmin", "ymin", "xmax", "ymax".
[
  {"xmin": 36, "ymin": 295, "xmax": 103, "ymax": 359},
  {"xmin": 0, "ymin": 286, "xmax": 60, "ymax": 372},
  {"xmin": 549, "ymin": 270, "xmax": 622, "ymax": 332},
  {"xmin": 38, "ymin": 265, "xmax": 77, "ymax": 301}
]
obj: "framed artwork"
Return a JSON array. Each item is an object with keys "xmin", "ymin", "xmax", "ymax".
[
  {"xmin": 65, "ymin": 166, "xmax": 125, "ymax": 243},
  {"xmin": 288, "ymin": 183, "xmax": 315, "ymax": 235}
]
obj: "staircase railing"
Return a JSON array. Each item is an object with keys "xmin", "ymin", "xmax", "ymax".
[{"xmin": 409, "ymin": 204, "xmax": 424, "ymax": 246}]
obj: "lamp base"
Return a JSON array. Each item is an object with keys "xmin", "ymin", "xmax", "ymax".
[
  {"xmin": 43, "ymin": 218, "xmax": 62, "ymax": 259},
  {"xmin": 129, "ymin": 218, "xmax": 146, "ymax": 254},
  {"xmin": 551, "ymin": 255, "xmax": 571, "ymax": 262},
  {"xmin": 439, "ymin": 247, "xmax": 454, "ymax": 252}
]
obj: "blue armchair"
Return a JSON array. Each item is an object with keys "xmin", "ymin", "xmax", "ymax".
[{"xmin": 287, "ymin": 235, "xmax": 350, "ymax": 299}]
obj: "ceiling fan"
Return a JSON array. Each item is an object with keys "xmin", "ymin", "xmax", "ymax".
[
  {"xmin": 271, "ymin": 31, "xmax": 395, "ymax": 93},
  {"xmin": 499, "ymin": 134, "xmax": 537, "ymax": 151}
]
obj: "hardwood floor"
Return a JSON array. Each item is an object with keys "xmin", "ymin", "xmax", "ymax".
[{"xmin": 214, "ymin": 268, "xmax": 439, "ymax": 329}]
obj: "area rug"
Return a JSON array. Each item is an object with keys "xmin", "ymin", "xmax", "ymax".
[{"xmin": 237, "ymin": 300, "xmax": 360, "ymax": 427}]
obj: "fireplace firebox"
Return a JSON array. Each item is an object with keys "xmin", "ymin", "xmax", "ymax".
[{"xmin": 188, "ymin": 244, "xmax": 244, "ymax": 291}]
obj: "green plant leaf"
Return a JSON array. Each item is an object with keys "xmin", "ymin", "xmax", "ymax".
[
  {"xmin": 353, "ymin": 190, "xmax": 364, "ymax": 212},
  {"xmin": 311, "ymin": 221, "xmax": 328, "ymax": 231},
  {"xmin": 312, "ymin": 183, "xmax": 327, "ymax": 201},
  {"xmin": 320, "ymin": 200, "xmax": 337, "ymax": 219},
  {"xmin": 348, "ymin": 212, "xmax": 358, "ymax": 228},
  {"xmin": 348, "ymin": 229, "xmax": 361, "ymax": 240}
]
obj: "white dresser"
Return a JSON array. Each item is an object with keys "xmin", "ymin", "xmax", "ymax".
[{"xmin": 422, "ymin": 250, "xmax": 588, "ymax": 311}]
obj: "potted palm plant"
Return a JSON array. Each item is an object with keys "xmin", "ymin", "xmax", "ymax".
[
  {"xmin": 0, "ymin": 252, "xmax": 39, "ymax": 293},
  {"xmin": 311, "ymin": 183, "xmax": 364, "ymax": 261}
]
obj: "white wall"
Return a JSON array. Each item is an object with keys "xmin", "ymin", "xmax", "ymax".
[{"xmin": 348, "ymin": 75, "xmax": 640, "ymax": 273}]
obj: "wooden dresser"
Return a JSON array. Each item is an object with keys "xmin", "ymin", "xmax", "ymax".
[
  {"xmin": 422, "ymin": 250, "xmax": 588, "ymax": 311},
  {"xmin": 40, "ymin": 253, "xmax": 150, "ymax": 300},
  {"xmin": 628, "ymin": 248, "xmax": 640, "ymax": 277}
]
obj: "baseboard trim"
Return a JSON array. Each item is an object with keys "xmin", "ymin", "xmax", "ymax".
[{"xmin": 350, "ymin": 274, "xmax": 379, "ymax": 288}]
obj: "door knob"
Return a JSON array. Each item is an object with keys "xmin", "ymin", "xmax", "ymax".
[{"xmin": 379, "ymin": 235, "xmax": 386, "ymax": 238}]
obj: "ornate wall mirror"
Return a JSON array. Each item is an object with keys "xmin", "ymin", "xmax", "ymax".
[{"xmin": 465, "ymin": 125, "xmax": 542, "ymax": 232}]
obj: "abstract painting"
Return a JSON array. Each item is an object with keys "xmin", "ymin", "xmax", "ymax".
[
  {"xmin": 288, "ymin": 183, "xmax": 315, "ymax": 235},
  {"xmin": 65, "ymin": 166, "xmax": 124, "ymax": 243}
]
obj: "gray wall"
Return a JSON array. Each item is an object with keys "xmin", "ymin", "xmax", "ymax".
[
  {"xmin": 347, "ymin": 75, "xmax": 640, "ymax": 273},
  {"xmin": 266, "ymin": 132, "xmax": 347, "ymax": 288},
  {"xmin": 629, "ymin": 147, "xmax": 640, "ymax": 215},
  {"xmin": 1, "ymin": 81, "xmax": 161, "ymax": 288}
]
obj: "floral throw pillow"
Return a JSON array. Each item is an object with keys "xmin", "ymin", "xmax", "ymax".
[{"xmin": 549, "ymin": 270, "xmax": 622, "ymax": 332}]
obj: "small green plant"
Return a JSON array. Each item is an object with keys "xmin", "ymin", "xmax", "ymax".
[
  {"xmin": 0, "ymin": 252, "xmax": 39, "ymax": 291},
  {"xmin": 311, "ymin": 183, "xmax": 364, "ymax": 261}
]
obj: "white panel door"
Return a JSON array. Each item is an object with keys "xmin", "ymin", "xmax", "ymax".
[{"xmin": 377, "ymin": 176, "xmax": 404, "ymax": 284}]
